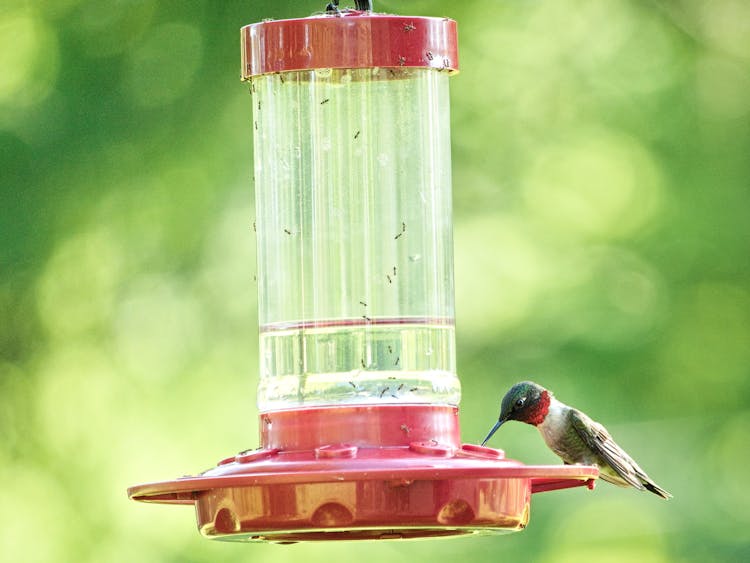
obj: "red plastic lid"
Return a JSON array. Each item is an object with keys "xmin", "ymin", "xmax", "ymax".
[{"xmin": 241, "ymin": 12, "xmax": 458, "ymax": 79}]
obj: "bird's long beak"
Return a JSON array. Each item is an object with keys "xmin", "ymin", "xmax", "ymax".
[{"xmin": 481, "ymin": 419, "xmax": 505, "ymax": 446}]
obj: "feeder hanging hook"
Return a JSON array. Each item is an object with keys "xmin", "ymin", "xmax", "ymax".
[{"xmin": 326, "ymin": 1, "xmax": 373, "ymax": 13}]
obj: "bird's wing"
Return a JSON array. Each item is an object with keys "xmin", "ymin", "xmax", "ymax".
[{"xmin": 569, "ymin": 409, "xmax": 644, "ymax": 490}]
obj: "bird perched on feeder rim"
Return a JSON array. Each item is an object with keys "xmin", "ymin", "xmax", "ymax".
[{"xmin": 482, "ymin": 381, "xmax": 672, "ymax": 499}]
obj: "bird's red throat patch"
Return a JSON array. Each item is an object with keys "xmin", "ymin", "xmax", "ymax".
[{"xmin": 527, "ymin": 390, "xmax": 551, "ymax": 426}]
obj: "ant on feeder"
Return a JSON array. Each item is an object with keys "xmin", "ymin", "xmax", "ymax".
[{"xmin": 395, "ymin": 222, "xmax": 407, "ymax": 239}]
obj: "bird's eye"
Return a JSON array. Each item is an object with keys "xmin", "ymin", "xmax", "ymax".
[{"xmin": 515, "ymin": 398, "xmax": 526, "ymax": 408}]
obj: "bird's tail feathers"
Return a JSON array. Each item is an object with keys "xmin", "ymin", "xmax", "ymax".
[{"xmin": 644, "ymin": 481, "xmax": 672, "ymax": 500}]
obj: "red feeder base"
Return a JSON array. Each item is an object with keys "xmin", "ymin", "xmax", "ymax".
[{"xmin": 128, "ymin": 405, "xmax": 597, "ymax": 542}]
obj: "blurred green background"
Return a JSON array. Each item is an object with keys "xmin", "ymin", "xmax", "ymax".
[{"xmin": 1, "ymin": 0, "xmax": 749, "ymax": 561}]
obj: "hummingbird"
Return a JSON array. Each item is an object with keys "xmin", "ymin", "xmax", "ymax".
[{"xmin": 482, "ymin": 381, "xmax": 672, "ymax": 499}]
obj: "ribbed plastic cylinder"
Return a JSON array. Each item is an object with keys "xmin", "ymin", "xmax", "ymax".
[{"xmin": 245, "ymin": 14, "xmax": 460, "ymax": 412}]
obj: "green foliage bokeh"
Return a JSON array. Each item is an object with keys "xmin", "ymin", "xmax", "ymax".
[{"xmin": 1, "ymin": 1, "xmax": 749, "ymax": 561}]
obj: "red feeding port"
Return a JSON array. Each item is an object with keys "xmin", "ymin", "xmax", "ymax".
[{"xmin": 128, "ymin": 10, "xmax": 598, "ymax": 542}]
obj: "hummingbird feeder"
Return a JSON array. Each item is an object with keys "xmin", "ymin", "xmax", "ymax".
[{"xmin": 128, "ymin": 3, "xmax": 597, "ymax": 542}]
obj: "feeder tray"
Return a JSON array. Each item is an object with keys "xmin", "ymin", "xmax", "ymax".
[
  {"xmin": 128, "ymin": 10, "xmax": 598, "ymax": 542},
  {"xmin": 129, "ymin": 405, "xmax": 597, "ymax": 542}
]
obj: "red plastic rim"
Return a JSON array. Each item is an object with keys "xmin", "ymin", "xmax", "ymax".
[
  {"xmin": 241, "ymin": 13, "xmax": 459, "ymax": 79},
  {"xmin": 259, "ymin": 404, "xmax": 460, "ymax": 450}
]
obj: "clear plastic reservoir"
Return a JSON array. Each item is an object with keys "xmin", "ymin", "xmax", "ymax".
[{"xmin": 251, "ymin": 67, "xmax": 459, "ymax": 411}]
